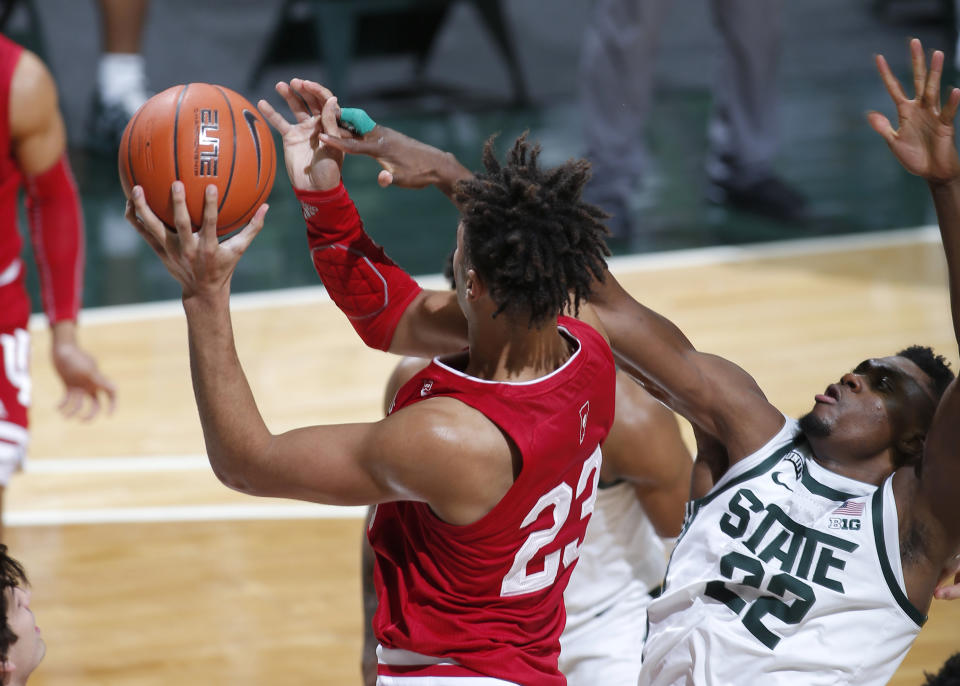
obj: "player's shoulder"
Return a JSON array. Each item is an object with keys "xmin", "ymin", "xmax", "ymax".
[
  {"xmin": 386, "ymin": 395, "xmax": 505, "ymax": 453},
  {"xmin": 8, "ymin": 49, "xmax": 57, "ymax": 136}
]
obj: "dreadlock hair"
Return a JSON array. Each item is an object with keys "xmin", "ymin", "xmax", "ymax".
[
  {"xmin": 0, "ymin": 545, "xmax": 28, "ymax": 672},
  {"xmin": 897, "ymin": 345, "xmax": 955, "ymax": 399},
  {"xmin": 924, "ymin": 652, "xmax": 960, "ymax": 686},
  {"xmin": 453, "ymin": 133, "xmax": 611, "ymax": 328}
]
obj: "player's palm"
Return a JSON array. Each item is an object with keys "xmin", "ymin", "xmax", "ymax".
[
  {"xmin": 257, "ymin": 80, "xmax": 344, "ymax": 192},
  {"xmin": 883, "ymin": 102, "xmax": 960, "ymax": 182},
  {"xmin": 870, "ymin": 40, "xmax": 960, "ymax": 184}
]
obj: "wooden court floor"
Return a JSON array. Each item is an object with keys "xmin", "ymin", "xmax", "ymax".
[{"xmin": 9, "ymin": 228, "xmax": 959, "ymax": 685}]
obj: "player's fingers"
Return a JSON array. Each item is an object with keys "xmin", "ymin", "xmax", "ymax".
[
  {"xmin": 866, "ymin": 111, "xmax": 897, "ymax": 145},
  {"xmin": 227, "ymin": 204, "xmax": 269, "ymax": 255},
  {"xmin": 301, "ymin": 80, "xmax": 336, "ymax": 104},
  {"xmin": 275, "ymin": 81, "xmax": 312, "ymax": 122},
  {"xmin": 94, "ymin": 372, "xmax": 118, "ymax": 415},
  {"xmin": 126, "ymin": 198, "xmax": 165, "ymax": 256},
  {"xmin": 378, "ymin": 169, "xmax": 394, "ymax": 187},
  {"xmin": 317, "ymin": 131, "xmax": 374, "ymax": 155},
  {"xmin": 942, "ymin": 87, "xmax": 960, "ymax": 124},
  {"xmin": 320, "ymin": 96, "xmax": 341, "ymax": 138},
  {"xmin": 291, "ymin": 78, "xmax": 325, "ymax": 115},
  {"xmin": 79, "ymin": 393, "xmax": 101, "ymax": 422},
  {"xmin": 934, "ymin": 582, "xmax": 960, "ymax": 600},
  {"xmin": 875, "ymin": 54, "xmax": 908, "ymax": 104},
  {"xmin": 257, "ymin": 98, "xmax": 291, "ymax": 136},
  {"xmin": 169, "ymin": 181, "xmax": 196, "ymax": 247},
  {"xmin": 128, "ymin": 186, "xmax": 165, "ymax": 239},
  {"xmin": 59, "ymin": 388, "xmax": 83, "ymax": 418},
  {"xmin": 200, "ymin": 185, "xmax": 219, "ymax": 251},
  {"xmin": 924, "ymin": 50, "xmax": 944, "ymax": 109},
  {"xmin": 910, "ymin": 38, "xmax": 927, "ymax": 101}
]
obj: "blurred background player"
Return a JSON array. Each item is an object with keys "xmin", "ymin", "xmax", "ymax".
[
  {"xmin": 580, "ymin": 0, "xmax": 807, "ymax": 240},
  {"xmin": 87, "ymin": 0, "xmax": 151, "ymax": 153},
  {"xmin": 0, "ymin": 34, "xmax": 115, "ymax": 538}
]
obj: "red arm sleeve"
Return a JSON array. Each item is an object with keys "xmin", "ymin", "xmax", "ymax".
[
  {"xmin": 296, "ymin": 181, "xmax": 422, "ymax": 351},
  {"xmin": 24, "ymin": 154, "xmax": 84, "ymax": 323}
]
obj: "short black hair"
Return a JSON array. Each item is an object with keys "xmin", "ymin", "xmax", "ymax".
[
  {"xmin": 897, "ymin": 345, "xmax": 954, "ymax": 399},
  {"xmin": 924, "ymin": 652, "xmax": 960, "ymax": 685},
  {"xmin": 454, "ymin": 133, "xmax": 610, "ymax": 328},
  {"xmin": 0, "ymin": 545, "xmax": 28, "ymax": 671}
]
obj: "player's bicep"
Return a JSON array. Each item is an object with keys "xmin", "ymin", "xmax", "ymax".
[
  {"xmin": 240, "ymin": 421, "xmax": 407, "ymax": 506},
  {"xmin": 389, "ymin": 288, "xmax": 467, "ymax": 357},
  {"xmin": 916, "ymin": 378, "xmax": 960, "ymax": 548}
]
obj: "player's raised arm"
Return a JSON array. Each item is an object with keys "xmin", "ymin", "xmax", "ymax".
[
  {"xmin": 871, "ymin": 40, "xmax": 960, "ymax": 607},
  {"xmin": 588, "ymin": 271, "xmax": 784, "ymax": 462},
  {"xmin": 257, "ymin": 80, "xmax": 467, "ymax": 357}
]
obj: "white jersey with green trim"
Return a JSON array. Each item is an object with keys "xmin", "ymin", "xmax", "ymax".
[
  {"xmin": 640, "ymin": 417, "xmax": 924, "ymax": 686},
  {"xmin": 562, "ymin": 480, "xmax": 666, "ymax": 632}
]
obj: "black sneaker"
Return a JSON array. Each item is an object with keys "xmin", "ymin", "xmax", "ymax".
[
  {"xmin": 85, "ymin": 96, "xmax": 138, "ymax": 156},
  {"xmin": 707, "ymin": 175, "xmax": 810, "ymax": 224}
]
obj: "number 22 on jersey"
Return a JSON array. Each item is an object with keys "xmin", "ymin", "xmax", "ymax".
[{"xmin": 500, "ymin": 446, "xmax": 602, "ymax": 597}]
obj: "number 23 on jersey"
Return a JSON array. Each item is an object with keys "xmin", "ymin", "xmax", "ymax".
[{"xmin": 500, "ymin": 445, "xmax": 602, "ymax": 597}]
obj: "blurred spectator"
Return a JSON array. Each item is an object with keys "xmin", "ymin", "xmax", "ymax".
[
  {"xmin": 87, "ymin": 0, "xmax": 151, "ymax": 152},
  {"xmin": 580, "ymin": 0, "xmax": 808, "ymax": 241}
]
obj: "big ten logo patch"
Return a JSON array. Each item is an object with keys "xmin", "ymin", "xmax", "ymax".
[
  {"xmin": 195, "ymin": 108, "xmax": 220, "ymax": 176},
  {"xmin": 827, "ymin": 500, "xmax": 864, "ymax": 531}
]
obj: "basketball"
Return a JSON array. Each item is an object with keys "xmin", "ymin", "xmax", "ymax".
[{"xmin": 118, "ymin": 83, "xmax": 276, "ymax": 236}]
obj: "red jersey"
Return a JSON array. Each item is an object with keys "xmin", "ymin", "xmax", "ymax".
[
  {"xmin": 370, "ymin": 317, "xmax": 616, "ymax": 685},
  {"xmin": 0, "ymin": 33, "xmax": 83, "ymax": 328}
]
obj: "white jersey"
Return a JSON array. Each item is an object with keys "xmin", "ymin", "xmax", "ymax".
[
  {"xmin": 641, "ymin": 417, "xmax": 924, "ymax": 686},
  {"xmin": 560, "ymin": 480, "xmax": 667, "ymax": 685},
  {"xmin": 563, "ymin": 480, "xmax": 666, "ymax": 630}
]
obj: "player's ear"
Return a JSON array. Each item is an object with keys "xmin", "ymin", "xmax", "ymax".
[
  {"xmin": 464, "ymin": 268, "xmax": 485, "ymax": 301},
  {"xmin": 896, "ymin": 429, "xmax": 925, "ymax": 465}
]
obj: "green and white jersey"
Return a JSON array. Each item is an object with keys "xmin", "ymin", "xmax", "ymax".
[{"xmin": 640, "ymin": 417, "xmax": 924, "ymax": 686}]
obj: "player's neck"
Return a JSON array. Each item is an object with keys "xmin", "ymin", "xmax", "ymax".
[
  {"xmin": 808, "ymin": 439, "xmax": 893, "ymax": 487},
  {"xmin": 465, "ymin": 318, "xmax": 573, "ymax": 382}
]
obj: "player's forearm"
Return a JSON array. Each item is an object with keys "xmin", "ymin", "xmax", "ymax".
[
  {"xmin": 183, "ymin": 292, "xmax": 273, "ymax": 494},
  {"xmin": 300, "ymin": 182, "xmax": 422, "ymax": 351},
  {"xmin": 590, "ymin": 271, "xmax": 699, "ymax": 396},
  {"xmin": 25, "ymin": 155, "xmax": 84, "ymax": 323},
  {"xmin": 930, "ymin": 177, "xmax": 960, "ymax": 348}
]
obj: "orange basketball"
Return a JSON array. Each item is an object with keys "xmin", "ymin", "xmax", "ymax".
[{"xmin": 118, "ymin": 83, "xmax": 276, "ymax": 236}]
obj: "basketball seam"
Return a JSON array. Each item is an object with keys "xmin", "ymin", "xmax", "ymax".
[
  {"xmin": 173, "ymin": 84, "xmax": 189, "ymax": 183},
  {"xmin": 124, "ymin": 104, "xmax": 147, "ymax": 189},
  {"xmin": 213, "ymin": 85, "xmax": 238, "ymax": 217}
]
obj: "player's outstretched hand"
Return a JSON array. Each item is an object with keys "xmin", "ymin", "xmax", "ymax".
[
  {"xmin": 935, "ymin": 552, "xmax": 960, "ymax": 600},
  {"xmin": 51, "ymin": 321, "xmax": 116, "ymax": 421},
  {"xmin": 316, "ymin": 119, "xmax": 471, "ymax": 194},
  {"xmin": 869, "ymin": 38, "xmax": 960, "ymax": 184},
  {"xmin": 257, "ymin": 80, "xmax": 348, "ymax": 192},
  {"xmin": 126, "ymin": 182, "xmax": 268, "ymax": 300}
]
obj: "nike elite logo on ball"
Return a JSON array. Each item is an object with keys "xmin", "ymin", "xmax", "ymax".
[
  {"xmin": 242, "ymin": 109, "xmax": 263, "ymax": 184},
  {"xmin": 196, "ymin": 108, "xmax": 220, "ymax": 177}
]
